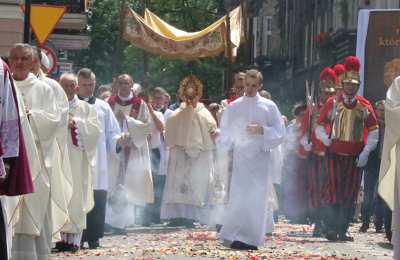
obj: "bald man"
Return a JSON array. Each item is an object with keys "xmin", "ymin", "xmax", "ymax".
[{"xmin": 56, "ymin": 73, "xmax": 101, "ymax": 252}]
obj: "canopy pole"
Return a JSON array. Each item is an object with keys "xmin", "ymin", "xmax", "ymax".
[
  {"xmin": 112, "ymin": 0, "xmax": 127, "ymax": 77},
  {"xmin": 240, "ymin": 0, "xmax": 250, "ymax": 65},
  {"xmin": 142, "ymin": 0, "xmax": 150, "ymax": 89},
  {"xmin": 225, "ymin": 8, "xmax": 233, "ymax": 95}
]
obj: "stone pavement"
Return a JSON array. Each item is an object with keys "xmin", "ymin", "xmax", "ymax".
[{"xmin": 51, "ymin": 222, "xmax": 393, "ymax": 260}]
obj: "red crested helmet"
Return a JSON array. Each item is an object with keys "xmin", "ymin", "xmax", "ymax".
[{"xmin": 319, "ymin": 67, "xmax": 337, "ymax": 93}]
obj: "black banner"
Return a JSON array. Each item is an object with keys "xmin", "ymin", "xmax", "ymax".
[{"xmin": 364, "ymin": 11, "xmax": 400, "ymax": 103}]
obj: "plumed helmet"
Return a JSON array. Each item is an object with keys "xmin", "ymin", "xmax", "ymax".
[
  {"xmin": 343, "ymin": 56, "xmax": 361, "ymax": 85},
  {"xmin": 319, "ymin": 67, "xmax": 337, "ymax": 93},
  {"xmin": 333, "ymin": 63, "xmax": 346, "ymax": 89}
]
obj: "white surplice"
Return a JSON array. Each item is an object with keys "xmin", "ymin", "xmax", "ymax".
[
  {"xmin": 161, "ymin": 103, "xmax": 217, "ymax": 223},
  {"xmin": 218, "ymin": 93, "xmax": 285, "ymax": 247},
  {"xmin": 378, "ymin": 76, "xmax": 400, "ymax": 258},
  {"xmin": 12, "ymin": 73, "xmax": 61, "ymax": 260},
  {"xmin": 91, "ymin": 98, "xmax": 121, "ymax": 191},
  {"xmin": 38, "ymin": 74, "xmax": 73, "ymax": 241},
  {"xmin": 61, "ymin": 96, "xmax": 101, "ymax": 236}
]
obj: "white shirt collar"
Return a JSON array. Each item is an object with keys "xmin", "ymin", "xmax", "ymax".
[
  {"xmin": 243, "ymin": 92, "xmax": 261, "ymax": 101},
  {"xmin": 118, "ymin": 92, "xmax": 133, "ymax": 102}
]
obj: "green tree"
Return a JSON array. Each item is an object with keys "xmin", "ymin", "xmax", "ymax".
[{"xmin": 71, "ymin": 0, "xmax": 230, "ymax": 101}]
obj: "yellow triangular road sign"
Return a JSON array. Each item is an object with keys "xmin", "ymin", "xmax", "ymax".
[{"xmin": 22, "ymin": 5, "xmax": 66, "ymax": 46}]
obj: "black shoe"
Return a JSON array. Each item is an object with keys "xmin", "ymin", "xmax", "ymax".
[
  {"xmin": 88, "ymin": 240, "xmax": 100, "ymax": 249},
  {"xmin": 55, "ymin": 242, "xmax": 68, "ymax": 252},
  {"xmin": 53, "ymin": 242, "xmax": 67, "ymax": 252},
  {"xmin": 325, "ymin": 231, "xmax": 338, "ymax": 241},
  {"xmin": 338, "ymin": 232, "xmax": 354, "ymax": 242},
  {"xmin": 386, "ymin": 230, "xmax": 392, "ymax": 242},
  {"xmin": 375, "ymin": 222, "xmax": 384, "ymax": 233},
  {"xmin": 359, "ymin": 223, "xmax": 369, "ymax": 233},
  {"xmin": 68, "ymin": 245, "xmax": 79, "ymax": 253},
  {"xmin": 230, "ymin": 241, "xmax": 258, "ymax": 250}
]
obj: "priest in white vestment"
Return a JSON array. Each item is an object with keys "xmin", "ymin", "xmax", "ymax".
[
  {"xmin": 56, "ymin": 73, "xmax": 101, "ymax": 251},
  {"xmin": 106, "ymin": 74, "xmax": 155, "ymax": 232},
  {"xmin": 378, "ymin": 76, "xmax": 400, "ymax": 259},
  {"xmin": 218, "ymin": 69, "xmax": 285, "ymax": 250},
  {"xmin": 77, "ymin": 68, "xmax": 123, "ymax": 249},
  {"xmin": 0, "ymin": 57, "xmax": 34, "ymax": 260},
  {"xmin": 161, "ymin": 75, "xmax": 217, "ymax": 225},
  {"xmin": 31, "ymin": 47, "xmax": 73, "ymax": 242},
  {"xmin": 9, "ymin": 44, "xmax": 61, "ymax": 260}
]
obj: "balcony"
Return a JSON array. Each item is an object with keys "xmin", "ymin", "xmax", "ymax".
[
  {"xmin": 48, "ymin": 33, "xmax": 90, "ymax": 50},
  {"xmin": 56, "ymin": 13, "xmax": 87, "ymax": 31},
  {"xmin": 31, "ymin": 0, "xmax": 86, "ymax": 13}
]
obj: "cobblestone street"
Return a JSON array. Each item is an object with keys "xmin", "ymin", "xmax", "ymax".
[{"xmin": 51, "ymin": 222, "xmax": 393, "ymax": 259}]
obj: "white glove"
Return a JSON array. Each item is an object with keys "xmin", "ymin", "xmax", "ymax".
[
  {"xmin": 322, "ymin": 137, "xmax": 332, "ymax": 147},
  {"xmin": 315, "ymin": 125, "xmax": 332, "ymax": 147},
  {"xmin": 356, "ymin": 129, "xmax": 379, "ymax": 168},
  {"xmin": 300, "ymin": 135, "xmax": 312, "ymax": 152},
  {"xmin": 356, "ymin": 150, "xmax": 369, "ymax": 168}
]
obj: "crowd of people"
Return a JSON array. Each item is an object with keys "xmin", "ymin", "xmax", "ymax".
[
  {"xmin": 0, "ymin": 42, "xmax": 397, "ymax": 260},
  {"xmin": 280, "ymin": 58, "xmax": 391, "ymax": 244}
]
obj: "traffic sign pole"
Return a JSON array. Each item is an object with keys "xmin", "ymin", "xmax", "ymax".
[{"xmin": 24, "ymin": 0, "xmax": 31, "ymax": 43}]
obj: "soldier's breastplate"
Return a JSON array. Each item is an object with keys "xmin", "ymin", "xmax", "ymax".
[{"xmin": 332, "ymin": 102, "xmax": 365, "ymax": 142}]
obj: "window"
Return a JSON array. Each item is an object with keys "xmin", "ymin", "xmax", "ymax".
[
  {"xmin": 316, "ymin": 16, "xmax": 322, "ymax": 62},
  {"xmin": 304, "ymin": 24, "xmax": 309, "ymax": 67},
  {"xmin": 310, "ymin": 21, "xmax": 314, "ymax": 65},
  {"xmin": 262, "ymin": 16, "xmax": 273, "ymax": 56}
]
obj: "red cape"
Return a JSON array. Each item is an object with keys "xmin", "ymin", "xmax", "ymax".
[{"xmin": 108, "ymin": 95, "xmax": 142, "ymax": 111}]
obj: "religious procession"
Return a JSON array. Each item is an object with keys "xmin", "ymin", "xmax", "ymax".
[{"xmin": 1, "ymin": 0, "xmax": 400, "ymax": 260}]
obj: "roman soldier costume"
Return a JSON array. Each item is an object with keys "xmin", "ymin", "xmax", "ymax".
[
  {"xmin": 298, "ymin": 67, "xmax": 336, "ymax": 236},
  {"xmin": 316, "ymin": 56, "xmax": 379, "ymax": 241}
]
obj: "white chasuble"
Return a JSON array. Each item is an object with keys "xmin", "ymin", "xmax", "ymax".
[
  {"xmin": 161, "ymin": 102, "xmax": 216, "ymax": 221},
  {"xmin": 61, "ymin": 97, "xmax": 101, "ymax": 234},
  {"xmin": 106, "ymin": 99, "xmax": 153, "ymax": 229},
  {"xmin": 5, "ymin": 87, "xmax": 41, "ymax": 234},
  {"xmin": 12, "ymin": 73, "xmax": 60, "ymax": 237},
  {"xmin": 39, "ymin": 74, "xmax": 73, "ymax": 240},
  {"xmin": 109, "ymin": 101, "xmax": 154, "ymax": 205},
  {"xmin": 379, "ymin": 77, "xmax": 400, "ymax": 258}
]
